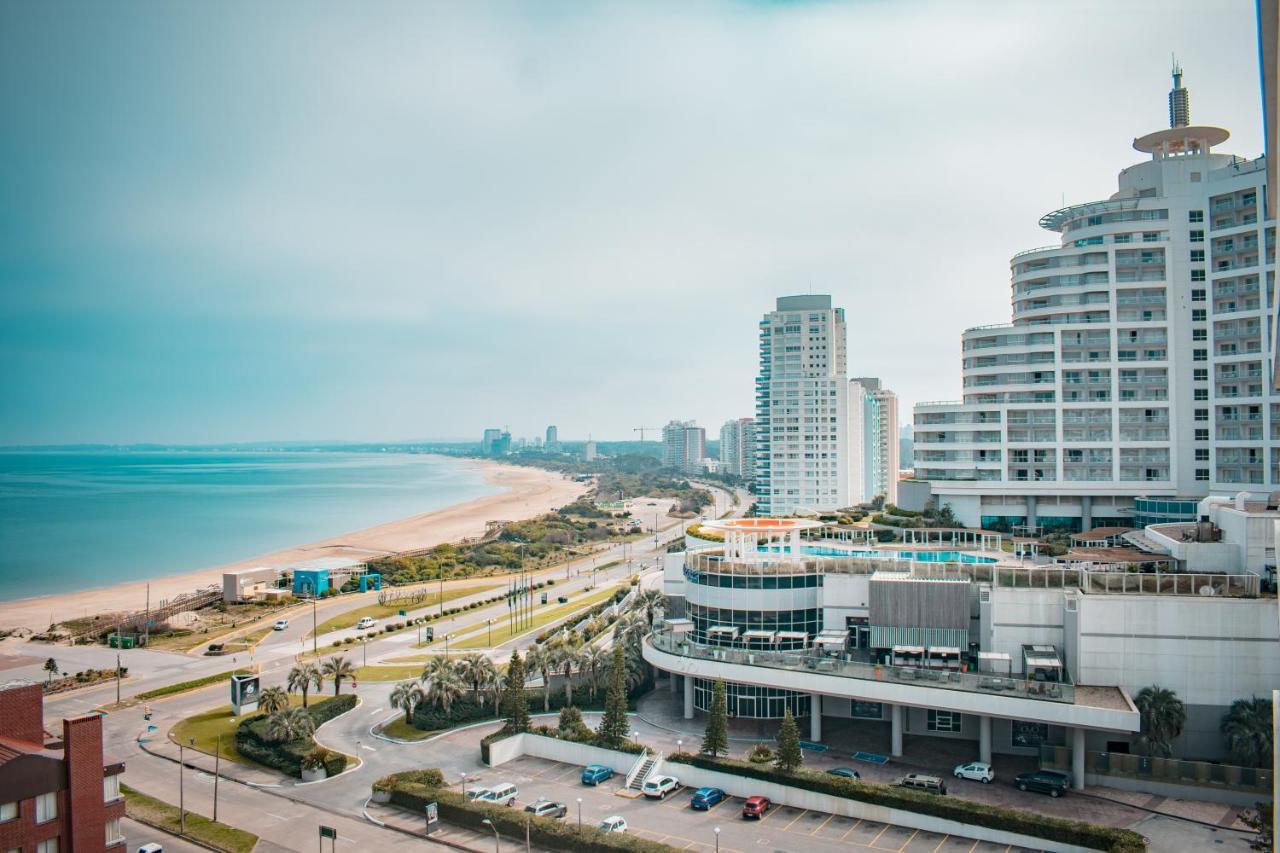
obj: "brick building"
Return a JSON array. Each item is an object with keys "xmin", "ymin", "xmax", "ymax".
[{"xmin": 0, "ymin": 682, "xmax": 125, "ymax": 852}]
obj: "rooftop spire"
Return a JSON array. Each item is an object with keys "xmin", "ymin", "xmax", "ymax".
[{"xmin": 1169, "ymin": 56, "xmax": 1190, "ymax": 128}]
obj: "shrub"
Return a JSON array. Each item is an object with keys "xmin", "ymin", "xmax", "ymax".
[
  {"xmin": 235, "ymin": 694, "xmax": 356, "ymax": 778},
  {"xmin": 747, "ymin": 743, "xmax": 773, "ymax": 764},
  {"xmin": 663, "ymin": 753, "xmax": 1145, "ymax": 853}
]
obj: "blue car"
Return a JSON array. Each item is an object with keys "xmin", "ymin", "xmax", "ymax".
[
  {"xmin": 690, "ymin": 787, "xmax": 726, "ymax": 810},
  {"xmin": 581, "ymin": 764, "xmax": 613, "ymax": 785}
]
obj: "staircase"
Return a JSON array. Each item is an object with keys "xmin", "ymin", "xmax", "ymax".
[{"xmin": 625, "ymin": 750, "xmax": 661, "ymax": 792}]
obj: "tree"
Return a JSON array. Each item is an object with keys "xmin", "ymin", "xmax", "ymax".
[
  {"xmin": 1240, "ymin": 802, "xmax": 1273, "ymax": 853},
  {"xmin": 420, "ymin": 654, "xmax": 455, "ymax": 687},
  {"xmin": 321, "ymin": 656, "xmax": 355, "ymax": 695},
  {"xmin": 524, "ymin": 645, "xmax": 554, "ymax": 713},
  {"xmin": 1134, "ymin": 685, "xmax": 1186, "ymax": 758},
  {"xmin": 551, "ymin": 636, "xmax": 584, "ymax": 706},
  {"xmin": 287, "ymin": 663, "xmax": 322, "ymax": 708},
  {"xmin": 258, "ymin": 686, "xmax": 289, "ymax": 715},
  {"xmin": 457, "ymin": 654, "xmax": 497, "ymax": 707},
  {"xmin": 635, "ymin": 588, "xmax": 664, "ymax": 627},
  {"xmin": 501, "ymin": 651, "xmax": 531, "ymax": 734},
  {"xmin": 1222, "ymin": 696, "xmax": 1274, "ymax": 768},
  {"xmin": 596, "ymin": 645, "xmax": 630, "ymax": 747},
  {"xmin": 42, "ymin": 658, "xmax": 58, "ymax": 685},
  {"xmin": 390, "ymin": 680, "xmax": 425, "ymax": 724},
  {"xmin": 701, "ymin": 680, "xmax": 728, "ymax": 757},
  {"xmin": 422, "ymin": 664, "xmax": 465, "ymax": 717},
  {"xmin": 583, "ymin": 645, "xmax": 609, "ymax": 700},
  {"xmin": 774, "ymin": 708, "xmax": 803, "ymax": 772},
  {"xmin": 265, "ymin": 707, "xmax": 315, "ymax": 743}
]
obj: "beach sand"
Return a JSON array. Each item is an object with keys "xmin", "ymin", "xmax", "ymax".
[{"xmin": 0, "ymin": 460, "xmax": 587, "ymax": 632}]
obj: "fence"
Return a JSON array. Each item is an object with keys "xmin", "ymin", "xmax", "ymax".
[{"xmin": 1041, "ymin": 746, "xmax": 1272, "ymax": 795}]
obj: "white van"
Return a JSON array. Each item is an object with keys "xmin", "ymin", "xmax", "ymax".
[{"xmin": 475, "ymin": 783, "xmax": 518, "ymax": 806}]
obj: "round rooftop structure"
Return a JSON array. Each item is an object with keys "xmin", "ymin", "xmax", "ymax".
[
  {"xmin": 701, "ymin": 518, "xmax": 825, "ymax": 534},
  {"xmin": 1132, "ymin": 125, "xmax": 1229, "ymax": 154}
]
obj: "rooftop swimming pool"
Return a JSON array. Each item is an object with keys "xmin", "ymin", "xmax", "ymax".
[{"xmin": 763, "ymin": 545, "xmax": 998, "ymax": 564}]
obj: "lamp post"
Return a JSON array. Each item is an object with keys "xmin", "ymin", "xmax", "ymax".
[
  {"xmin": 576, "ymin": 797, "xmax": 582, "ymax": 830},
  {"xmin": 179, "ymin": 737, "xmax": 193, "ymax": 833},
  {"xmin": 311, "ymin": 596, "xmax": 318, "ymax": 657},
  {"xmin": 445, "ymin": 634, "xmax": 453, "ymax": 657},
  {"xmin": 676, "ymin": 739, "xmax": 683, "ymax": 755},
  {"xmin": 213, "ymin": 734, "xmax": 221, "ymax": 822},
  {"xmin": 481, "ymin": 818, "xmax": 500, "ymax": 853},
  {"xmin": 361, "ymin": 636, "xmax": 367, "ymax": 667},
  {"xmin": 714, "ymin": 826, "xmax": 720, "ymax": 853},
  {"xmin": 487, "ymin": 619, "xmax": 493, "ymax": 647}
]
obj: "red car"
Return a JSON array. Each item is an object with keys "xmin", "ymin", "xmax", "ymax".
[{"xmin": 741, "ymin": 796, "xmax": 770, "ymax": 819}]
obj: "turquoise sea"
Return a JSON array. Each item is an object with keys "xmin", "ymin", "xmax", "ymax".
[{"xmin": 0, "ymin": 451, "xmax": 498, "ymax": 602}]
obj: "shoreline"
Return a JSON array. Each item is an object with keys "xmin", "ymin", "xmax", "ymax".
[{"xmin": 0, "ymin": 458, "xmax": 587, "ymax": 632}]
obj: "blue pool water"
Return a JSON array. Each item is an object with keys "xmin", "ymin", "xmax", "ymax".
[{"xmin": 765, "ymin": 545, "xmax": 997, "ymax": 564}]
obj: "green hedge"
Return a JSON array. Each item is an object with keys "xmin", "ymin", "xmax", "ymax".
[
  {"xmin": 386, "ymin": 773, "xmax": 677, "ymax": 852},
  {"xmin": 663, "ymin": 754, "xmax": 1145, "ymax": 853},
  {"xmin": 134, "ymin": 669, "xmax": 250, "ymax": 701},
  {"xmin": 413, "ymin": 677, "xmax": 652, "ymax": 732},
  {"xmin": 235, "ymin": 694, "xmax": 356, "ymax": 778}
]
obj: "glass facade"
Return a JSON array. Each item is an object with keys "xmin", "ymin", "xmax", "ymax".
[
  {"xmin": 683, "ymin": 565, "xmax": 821, "ymax": 589},
  {"xmin": 1132, "ymin": 497, "xmax": 1200, "ymax": 526},
  {"xmin": 687, "ymin": 602, "xmax": 820, "ymax": 651},
  {"xmin": 693, "ymin": 677, "xmax": 809, "ymax": 719}
]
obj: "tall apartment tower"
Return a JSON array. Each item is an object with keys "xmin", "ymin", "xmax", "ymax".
[
  {"xmin": 718, "ymin": 417, "xmax": 755, "ymax": 477},
  {"xmin": 481, "ymin": 428, "xmax": 502, "ymax": 455},
  {"xmin": 755, "ymin": 295, "xmax": 852, "ymax": 515},
  {"xmin": 852, "ymin": 377, "xmax": 901, "ymax": 505},
  {"xmin": 662, "ymin": 420, "xmax": 706, "ymax": 474},
  {"xmin": 914, "ymin": 69, "xmax": 1277, "ymax": 531},
  {"xmin": 545, "ymin": 425, "xmax": 559, "ymax": 450}
]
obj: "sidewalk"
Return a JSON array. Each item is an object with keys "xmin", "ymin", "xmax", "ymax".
[{"xmin": 367, "ymin": 800, "xmax": 556, "ymax": 853}]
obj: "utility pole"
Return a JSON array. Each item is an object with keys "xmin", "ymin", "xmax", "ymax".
[
  {"xmin": 179, "ymin": 740, "xmax": 187, "ymax": 833},
  {"xmin": 311, "ymin": 596, "xmax": 318, "ymax": 658},
  {"xmin": 144, "ymin": 584, "xmax": 150, "ymax": 646},
  {"xmin": 213, "ymin": 734, "xmax": 222, "ymax": 822}
]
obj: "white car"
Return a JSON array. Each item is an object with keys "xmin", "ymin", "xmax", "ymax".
[
  {"xmin": 953, "ymin": 761, "xmax": 994, "ymax": 783},
  {"xmin": 465, "ymin": 787, "xmax": 491, "ymax": 801},
  {"xmin": 599, "ymin": 816, "xmax": 628, "ymax": 834},
  {"xmin": 273, "ymin": 619, "xmax": 289, "ymax": 631},
  {"xmin": 475, "ymin": 783, "xmax": 519, "ymax": 806},
  {"xmin": 356, "ymin": 616, "xmax": 377, "ymax": 630},
  {"xmin": 641, "ymin": 775, "xmax": 679, "ymax": 799}
]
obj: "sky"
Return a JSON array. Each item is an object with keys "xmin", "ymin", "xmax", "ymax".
[{"xmin": 0, "ymin": 0, "xmax": 1266, "ymax": 445}]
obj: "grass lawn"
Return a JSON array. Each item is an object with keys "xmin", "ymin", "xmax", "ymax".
[
  {"xmin": 376, "ymin": 716, "xmax": 438, "ymax": 741},
  {"xmin": 169, "ymin": 697, "xmax": 305, "ymax": 764},
  {"xmin": 312, "ymin": 582, "xmax": 501, "ymax": 635},
  {"xmin": 448, "ymin": 585, "xmax": 620, "ymax": 651},
  {"xmin": 353, "ymin": 663, "xmax": 425, "ymax": 682},
  {"xmin": 122, "ymin": 784, "xmax": 258, "ymax": 853}
]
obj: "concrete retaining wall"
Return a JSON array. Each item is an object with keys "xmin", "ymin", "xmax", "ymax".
[
  {"xmin": 487, "ymin": 733, "xmax": 639, "ymax": 778},
  {"xmin": 1083, "ymin": 772, "xmax": 1267, "ymax": 807}
]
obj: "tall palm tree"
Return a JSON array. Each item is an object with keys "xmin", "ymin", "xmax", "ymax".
[
  {"xmin": 1221, "ymin": 696, "xmax": 1273, "ymax": 768},
  {"xmin": 524, "ymin": 645, "xmax": 554, "ymax": 712},
  {"xmin": 266, "ymin": 706, "xmax": 315, "ymax": 743},
  {"xmin": 321, "ymin": 655, "xmax": 356, "ymax": 695},
  {"xmin": 288, "ymin": 663, "xmax": 323, "ymax": 708},
  {"xmin": 1134, "ymin": 685, "xmax": 1186, "ymax": 758},
  {"xmin": 457, "ymin": 653, "xmax": 497, "ymax": 707},
  {"xmin": 420, "ymin": 654, "xmax": 456, "ymax": 688},
  {"xmin": 390, "ymin": 680, "xmax": 425, "ymax": 724},
  {"xmin": 422, "ymin": 666, "xmax": 465, "ymax": 717},
  {"xmin": 582, "ymin": 645, "xmax": 610, "ymax": 700},
  {"xmin": 487, "ymin": 661, "xmax": 506, "ymax": 710},
  {"xmin": 258, "ymin": 685, "xmax": 289, "ymax": 715},
  {"xmin": 635, "ymin": 588, "xmax": 664, "ymax": 627},
  {"xmin": 551, "ymin": 637, "xmax": 584, "ymax": 706}
]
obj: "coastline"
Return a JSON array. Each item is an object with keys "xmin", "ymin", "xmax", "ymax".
[{"xmin": 0, "ymin": 459, "xmax": 587, "ymax": 632}]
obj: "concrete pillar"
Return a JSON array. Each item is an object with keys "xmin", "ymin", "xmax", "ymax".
[
  {"xmin": 1025, "ymin": 495, "xmax": 1038, "ymax": 530},
  {"xmin": 978, "ymin": 715, "xmax": 992, "ymax": 765},
  {"xmin": 683, "ymin": 674, "xmax": 695, "ymax": 720},
  {"xmin": 1080, "ymin": 495, "xmax": 1093, "ymax": 532},
  {"xmin": 810, "ymin": 694, "xmax": 822, "ymax": 743},
  {"xmin": 890, "ymin": 704, "xmax": 903, "ymax": 757},
  {"xmin": 670, "ymin": 672, "xmax": 679, "ymax": 694},
  {"xmin": 1072, "ymin": 727, "xmax": 1086, "ymax": 790}
]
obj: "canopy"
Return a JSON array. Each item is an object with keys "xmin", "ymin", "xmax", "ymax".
[
  {"xmin": 707, "ymin": 625, "xmax": 739, "ymax": 637},
  {"xmin": 742, "ymin": 630, "xmax": 777, "ymax": 641},
  {"xmin": 775, "ymin": 631, "xmax": 809, "ymax": 640}
]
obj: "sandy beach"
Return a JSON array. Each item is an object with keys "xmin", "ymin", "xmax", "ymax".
[{"xmin": 0, "ymin": 460, "xmax": 587, "ymax": 632}]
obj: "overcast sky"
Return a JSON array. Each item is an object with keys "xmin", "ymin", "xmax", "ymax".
[{"xmin": 0, "ymin": 0, "xmax": 1265, "ymax": 445}]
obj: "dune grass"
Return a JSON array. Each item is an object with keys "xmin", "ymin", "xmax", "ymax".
[{"xmin": 311, "ymin": 582, "xmax": 500, "ymax": 636}]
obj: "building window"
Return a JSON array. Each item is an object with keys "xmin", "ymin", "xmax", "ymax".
[
  {"xmin": 0, "ymin": 801, "xmax": 15, "ymax": 821},
  {"xmin": 1196, "ymin": 468, "xmax": 1210, "ymax": 481},
  {"xmin": 36, "ymin": 841, "xmax": 59, "ymax": 853},
  {"xmin": 1195, "ymin": 429, "xmax": 1210, "ymax": 441},
  {"xmin": 1011, "ymin": 721, "xmax": 1049, "ymax": 748},
  {"xmin": 1191, "ymin": 288, "xmax": 1205, "ymax": 301},
  {"xmin": 35, "ymin": 791, "xmax": 57, "ymax": 824},
  {"xmin": 1195, "ymin": 449, "xmax": 1209, "ymax": 461},
  {"xmin": 1191, "ymin": 269, "xmax": 1206, "ymax": 282},
  {"xmin": 1193, "ymin": 349, "xmax": 1207, "ymax": 362},
  {"xmin": 1194, "ymin": 408, "xmax": 1208, "ymax": 421},
  {"xmin": 1190, "ymin": 249, "xmax": 1204, "ymax": 262},
  {"xmin": 1193, "ymin": 368, "xmax": 1208, "ymax": 381},
  {"xmin": 850, "ymin": 700, "xmax": 883, "ymax": 720},
  {"xmin": 106, "ymin": 818, "xmax": 124, "ymax": 847},
  {"xmin": 1190, "ymin": 229, "xmax": 1204, "ymax": 242},
  {"xmin": 1192, "ymin": 309, "xmax": 1206, "ymax": 322},
  {"xmin": 1192, "ymin": 329, "xmax": 1206, "ymax": 341},
  {"xmin": 1189, "ymin": 210, "xmax": 1204, "ymax": 222},
  {"xmin": 104, "ymin": 774, "xmax": 121, "ymax": 803},
  {"xmin": 927, "ymin": 710, "xmax": 963, "ymax": 733},
  {"xmin": 1194, "ymin": 389, "xmax": 1209, "ymax": 401}
]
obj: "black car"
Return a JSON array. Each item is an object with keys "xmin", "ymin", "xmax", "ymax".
[
  {"xmin": 524, "ymin": 799, "xmax": 568, "ymax": 818},
  {"xmin": 1014, "ymin": 770, "xmax": 1071, "ymax": 797}
]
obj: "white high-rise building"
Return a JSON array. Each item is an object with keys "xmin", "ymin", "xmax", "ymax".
[
  {"xmin": 755, "ymin": 295, "xmax": 853, "ymax": 515},
  {"xmin": 853, "ymin": 378, "xmax": 901, "ymax": 506},
  {"xmin": 662, "ymin": 420, "xmax": 706, "ymax": 474},
  {"xmin": 545, "ymin": 425, "xmax": 558, "ymax": 450},
  {"xmin": 718, "ymin": 417, "xmax": 755, "ymax": 477},
  {"xmin": 914, "ymin": 68, "xmax": 1277, "ymax": 531}
]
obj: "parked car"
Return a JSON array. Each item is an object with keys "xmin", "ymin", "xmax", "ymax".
[
  {"xmin": 953, "ymin": 761, "xmax": 994, "ymax": 783},
  {"xmin": 138, "ymin": 845, "xmax": 164, "ymax": 853},
  {"xmin": 1014, "ymin": 770, "xmax": 1071, "ymax": 797},
  {"xmin": 475, "ymin": 783, "xmax": 519, "ymax": 806},
  {"xmin": 524, "ymin": 799, "xmax": 567, "ymax": 819},
  {"xmin": 581, "ymin": 764, "xmax": 613, "ymax": 785},
  {"xmin": 465, "ymin": 787, "xmax": 491, "ymax": 801},
  {"xmin": 557, "ymin": 595, "xmax": 569, "ymax": 604},
  {"xmin": 599, "ymin": 816, "xmax": 628, "ymax": 834},
  {"xmin": 690, "ymin": 787, "xmax": 727, "ymax": 810},
  {"xmin": 893, "ymin": 774, "xmax": 947, "ymax": 795},
  {"xmin": 642, "ymin": 775, "xmax": 680, "ymax": 799},
  {"xmin": 356, "ymin": 616, "xmax": 377, "ymax": 630},
  {"xmin": 826, "ymin": 767, "xmax": 860, "ymax": 780},
  {"xmin": 741, "ymin": 796, "xmax": 770, "ymax": 819},
  {"xmin": 273, "ymin": 619, "xmax": 289, "ymax": 631}
]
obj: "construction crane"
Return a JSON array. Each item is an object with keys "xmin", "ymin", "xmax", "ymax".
[{"xmin": 633, "ymin": 427, "xmax": 659, "ymax": 441}]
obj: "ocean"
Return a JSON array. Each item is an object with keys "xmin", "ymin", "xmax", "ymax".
[{"xmin": 0, "ymin": 451, "xmax": 498, "ymax": 602}]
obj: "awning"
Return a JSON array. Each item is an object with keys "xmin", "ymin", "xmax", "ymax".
[
  {"xmin": 814, "ymin": 636, "xmax": 846, "ymax": 647},
  {"xmin": 663, "ymin": 618, "xmax": 694, "ymax": 633},
  {"xmin": 978, "ymin": 652, "xmax": 1011, "ymax": 662},
  {"xmin": 707, "ymin": 625, "xmax": 739, "ymax": 637},
  {"xmin": 1025, "ymin": 655, "xmax": 1062, "ymax": 668},
  {"xmin": 927, "ymin": 646, "xmax": 962, "ymax": 656},
  {"xmin": 892, "ymin": 645, "xmax": 925, "ymax": 655},
  {"xmin": 775, "ymin": 631, "xmax": 809, "ymax": 640},
  {"xmin": 742, "ymin": 630, "xmax": 777, "ymax": 641}
]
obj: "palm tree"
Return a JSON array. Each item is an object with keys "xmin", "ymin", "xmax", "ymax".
[
  {"xmin": 524, "ymin": 645, "xmax": 554, "ymax": 712},
  {"xmin": 265, "ymin": 706, "xmax": 315, "ymax": 743},
  {"xmin": 1221, "ymin": 696, "xmax": 1273, "ymax": 768},
  {"xmin": 457, "ymin": 653, "xmax": 497, "ymax": 707},
  {"xmin": 635, "ymin": 588, "xmax": 664, "ymax": 626},
  {"xmin": 551, "ymin": 637, "xmax": 584, "ymax": 706},
  {"xmin": 1134, "ymin": 685, "xmax": 1186, "ymax": 757},
  {"xmin": 321, "ymin": 655, "xmax": 355, "ymax": 695},
  {"xmin": 422, "ymin": 666, "xmax": 465, "ymax": 717},
  {"xmin": 582, "ymin": 645, "xmax": 610, "ymax": 700},
  {"xmin": 420, "ymin": 654, "xmax": 456, "ymax": 688},
  {"xmin": 258, "ymin": 685, "xmax": 289, "ymax": 715},
  {"xmin": 288, "ymin": 663, "xmax": 322, "ymax": 708},
  {"xmin": 390, "ymin": 680, "xmax": 425, "ymax": 725},
  {"xmin": 487, "ymin": 662, "xmax": 506, "ymax": 710}
]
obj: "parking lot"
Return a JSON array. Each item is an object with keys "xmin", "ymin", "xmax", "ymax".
[{"xmin": 467, "ymin": 755, "xmax": 1038, "ymax": 853}]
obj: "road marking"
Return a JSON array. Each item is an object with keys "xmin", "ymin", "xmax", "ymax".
[
  {"xmin": 809, "ymin": 814, "xmax": 834, "ymax": 835},
  {"xmin": 781, "ymin": 809, "xmax": 809, "ymax": 830},
  {"xmin": 868, "ymin": 823, "xmax": 890, "ymax": 848},
  {"xmin": 839, "ymin": 819, "xmax": 865, "ymax": 841},
  {"xmin": 360, "ymin": 744, "xmax": 377, "ymax": 751},
  {"xmin": 368, "ymin": 707, "xmax": 384, "ymax": 716},
  {"xmin": 896, "ymin": 828, "xmax": 918, "ymax": 851}
]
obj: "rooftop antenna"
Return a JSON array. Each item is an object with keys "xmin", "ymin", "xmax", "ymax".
[{"xmin": 1169, "ymin": 54, "xmax": 1190, "ymax": 128}]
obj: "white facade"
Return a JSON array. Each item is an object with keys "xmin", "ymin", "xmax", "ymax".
[
  {"xmin": 913, "ymin": 71, "xmax": 1277, "ymax": 532},
  {"xmin": 662, "ymin": 420, "xmax": 705, "ymax": 473},
  {"xmin": 718, "ymin": 417, "xmax": 755, "ymax": 477},
  {"xmin": 583, "ymin": 439, "xmax": 597, "ymax": 461},
  {"xmin": 755, "ymin": 295, "xmax": 853, "ymax": 515},
  {"xmin": 852, "ymin": 377, "xmax": 901, "ymax": 505}
]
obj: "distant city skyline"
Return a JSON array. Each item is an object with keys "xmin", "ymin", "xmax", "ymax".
[{"xmin": 0, "ymin": 1, "xmax": 1263, "ymax": 445}]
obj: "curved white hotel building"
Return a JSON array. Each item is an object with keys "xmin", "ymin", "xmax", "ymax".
[{"xmin": 911, "ymin": 69, "xmax": 1277, "ymax": 532}]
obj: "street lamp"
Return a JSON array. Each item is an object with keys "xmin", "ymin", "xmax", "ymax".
[
  {"xmin": 311, "ymin": 596, "xmax": 318, "ymax": 657},
  {"xmin": 676, "ymin": 739, "xmax": 683, "ymax": 755},
  {"xmin": 714, "ymin": 826, "xmax": 720, "ymax": 853},
  {"xmin": 487, "ymin": 619, "xmax": 493, "ymax": 646},
  {"xmin": 576, "ymin": 797, "xmax": 582, "ymax": 830},
  {"xmin": 481, "ymin": 817, "xmax": 500, "ymax": 853},
  {"xmin": 445, "ymin": 634, "xmax": 453, "ymax": 656}
]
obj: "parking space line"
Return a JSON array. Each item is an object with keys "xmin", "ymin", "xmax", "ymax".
[
  {"xmin": 782, "ymin": 809, "xmax": 809, "ymax": 831},
  {"xmin": 839, "ymin": 818, "xmax": 865, "ymax": 840},
  {"xmin": 896, "ymin": 828, "xmax": 918, "ymax": 851},
  {"xmin": 929, "ymin": 835, "xmax": 947, "ymax": 853},
  {"xmin": 868, "ymin": 823, "xmax": 890, "ymax": 848},
  {"xmin": 809, "ymin": 814, "xmax": 834, "ymax": 835}
]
